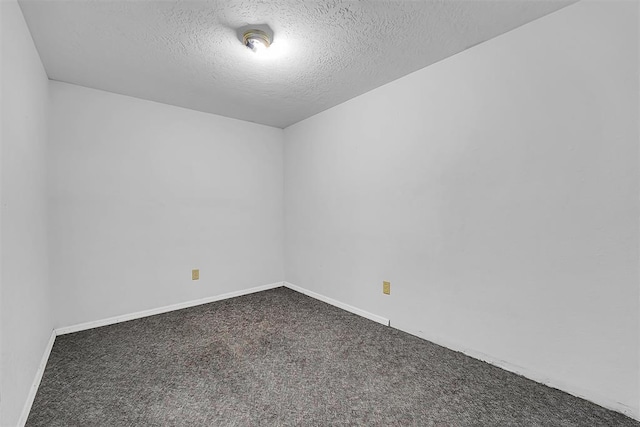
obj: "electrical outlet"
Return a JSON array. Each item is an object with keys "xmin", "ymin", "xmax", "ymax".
[
  {"xmin": 383, "ymin": 281, "xmax": 390, "ymax": 295},
  {"xmin": 192, "ymin": 269, "xmax": 199, "ymax": 280}
]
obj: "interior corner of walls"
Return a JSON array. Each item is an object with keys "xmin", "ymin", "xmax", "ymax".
[{"xmin": 283, "ymin": 282, "xmax": 389, "ymax": 326}]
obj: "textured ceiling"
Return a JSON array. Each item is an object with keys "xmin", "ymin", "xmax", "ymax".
[{"xmin": 19, "ymin": 0, "xmax": 576, "ymax": 128}]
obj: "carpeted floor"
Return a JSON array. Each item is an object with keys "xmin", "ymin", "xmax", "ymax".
[{"xmin": 27, "ymin": 287, "xmax": 637, "ymax": 426}]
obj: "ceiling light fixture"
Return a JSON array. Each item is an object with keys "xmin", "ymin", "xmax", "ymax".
[{"xmin": 243, "ymin": 29, "xmax": 271, "ymax": 52}]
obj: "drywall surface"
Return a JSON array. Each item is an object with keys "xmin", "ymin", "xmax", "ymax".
[
  {"xmin": 49, "ymin": 82, "xmax": 284, "ymax": 329},
  {"xmin": 284, "ymin": 0, "xmax": 639, "ymax": 417},
  {"xmin": 0, "ymin": 1, "xmax": 52, "ymax": 425}
]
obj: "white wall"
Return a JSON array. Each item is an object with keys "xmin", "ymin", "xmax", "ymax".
[
  {"xmin": 48, "ymin": 82, "xmax": 284, "ymax": 329},
  {"xmin": 0, "ymin": 1, "xmax": 53, "ymax": 425},
  {"xmin": 284, "ymin": 0, "xmax": 639, "ymax": 418}
]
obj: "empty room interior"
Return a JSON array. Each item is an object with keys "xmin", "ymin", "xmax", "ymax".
[{"xmin": 1, "ymin": 0, "xmax": 639, "ymax": 425}]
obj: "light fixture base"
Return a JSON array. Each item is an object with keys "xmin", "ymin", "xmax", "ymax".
[{"xmin": 243, "ymin": 29, "xmax": 271, "ymax": 51}]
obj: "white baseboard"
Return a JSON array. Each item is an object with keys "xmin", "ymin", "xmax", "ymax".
[
  {"xmin": 391, "ymin": 321, "xmax": 640, "ymax": 422},
  {"xmin": 18, "ymin": 330, "xmax": 56, "ymax": 427},
  {"xmin": 55, "ymin": 282, "xmax": 284, "ymax": 335},
  {"xmin": 284, "ymin": 281, "xmax": 390, "ymax": 326}
]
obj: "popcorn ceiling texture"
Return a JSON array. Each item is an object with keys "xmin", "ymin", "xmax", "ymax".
[
  {"xmin": 26, "ymin": 288, "xmax": 639, "ymax": 426},
  {"xmin": 19, "ymin": 0, "xmax": 575, "ymax": 128}
]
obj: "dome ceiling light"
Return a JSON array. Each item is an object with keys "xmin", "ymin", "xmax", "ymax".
[{"xmin": 243, "ymin": 29, "xmax": 271, "ymax": 52}]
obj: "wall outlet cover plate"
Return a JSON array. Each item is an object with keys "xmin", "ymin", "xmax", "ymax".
[{"xmin": 383, "ymin": 281, "xmax": 390, "ymax": 295}]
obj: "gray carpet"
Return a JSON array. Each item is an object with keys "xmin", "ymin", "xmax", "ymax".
[{"xmin": 27, "ymin": 287, "xmax": 637, "ymax": 426}]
